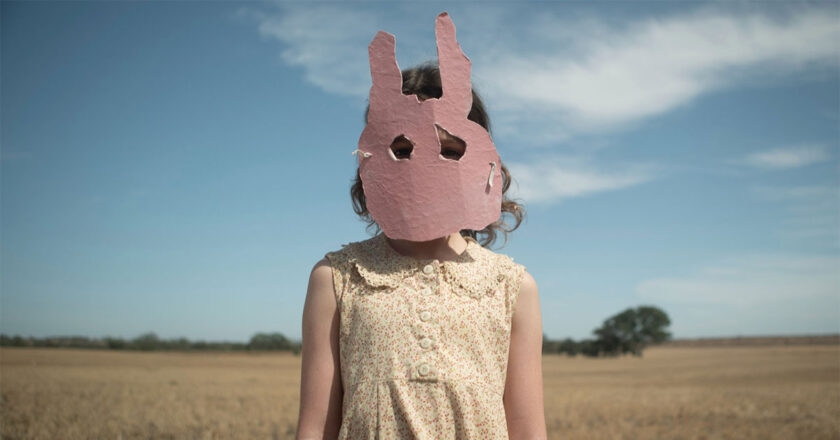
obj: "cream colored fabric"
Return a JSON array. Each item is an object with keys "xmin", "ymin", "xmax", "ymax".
[{"xmin": 324, "ymin": 233, "xmax": 526, "ymax": 438}]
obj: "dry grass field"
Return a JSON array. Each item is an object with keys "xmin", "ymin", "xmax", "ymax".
[{"xmin": 1, "ymin": 344, "xmax": 837, "ymax": 439}]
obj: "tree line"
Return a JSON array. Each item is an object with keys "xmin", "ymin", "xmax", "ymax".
[
  {"xmin": 1, "ymin": 305, "xmax": 672, "ymax": 358},
  {"xmin": 542, "ymin": 305, "xmax": 672, "ymax": 357},
  {"xmin": 0, "ymin": 332, "xmax": 302, "ymax": 354}
]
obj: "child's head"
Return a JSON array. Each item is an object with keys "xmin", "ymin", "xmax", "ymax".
[{"xmin": 351, "ymin": 62, "xmax": 525, "ymax": 248}]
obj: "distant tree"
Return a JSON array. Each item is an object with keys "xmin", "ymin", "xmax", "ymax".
[
  {"xmin": 579, "ymin": 339, "xmax": 602, "ymax": 357},
  {"xmin": 11, "ymin": 335, "xmax": 29, "ymax": 347},
  {"xmin": 635, "ymin": 306, "xmax": 672, "ymax": 344},
  {"xmin": 558, "ymin": 338, "xmax": 581, "ymax": 357},
  {"xmin": 12, "ymin": 335, "xmax": 25, "ymax": 347},
  {"xmin": 248, "ymin": 332, "xmax": 293, "ymax": 350},
  {"xmin": 132, "ymin": 332, "xmax": 160, "ymax": 351},
  {"xmin": 170, "ymin": 337, "xmax": 190, "ymax": 350},
  {"xmin": 591, "ymin": 305, "xmax": 671, "ymax": 357},
  {"xmin": 542, "ymin": 332, "xmax": 560, "ymax": 354},
  {"xmin": 0, "ymin": 332, "xmax": 281, "ymax": 352},
  {"xmin": 104, "ymin": 337, "xmax": 127, "ymax": 350}
]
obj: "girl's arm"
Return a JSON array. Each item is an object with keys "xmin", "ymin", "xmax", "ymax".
[
  {"xmin": 296, "ymin": 258, "xmax": 343, "ymax": 439},
  {"xmin": 503, "ymin": 270, "xmax": 548, "ymax": 439}
]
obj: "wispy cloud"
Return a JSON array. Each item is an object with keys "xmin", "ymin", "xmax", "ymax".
[
  {"xmin": 237, "ymin": 5, "xmax": 379, "ymax": 97},
  {"xmin": 636, "ymin": 252, "xmax": 840, "ymax": 307},
  {"xmin": 506, "ymin": 157, "xmax": 660, "ymax": 204},
  {"xmin": 481, "ymin": 7, "xmax": 840, "ymax": 141},
  {"xmin": 737, "ymin": 144, "xmax": 832, "ymax": 170},
  {"xmin": 241, "ymin": 4, "xmax": 839, "ymax": 146}
]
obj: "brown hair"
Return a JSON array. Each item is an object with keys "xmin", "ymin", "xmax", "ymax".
[{"xmin": 351, "ymin": 62, "xmax": 525, "ymax": 248}]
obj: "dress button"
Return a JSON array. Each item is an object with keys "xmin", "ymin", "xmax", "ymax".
[
  {"xmin": 418, "ymin": 363, "xmax": 430, "ymax": 376},
  {"xmin": 419, "ymin": 337, "xmax": 432, "ymax": 349},
  {"xmin": 423, "ymin": 264, "xmax": 434, "ymax": 275},
  {"xmin": 420, "ymin": 311, "xmax": 431, "ymax": 321}
]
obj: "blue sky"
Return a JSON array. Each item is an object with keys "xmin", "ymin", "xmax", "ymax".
[{"xmin": 2, "ymin": 1, "xmax": 838, "ymax": 342}]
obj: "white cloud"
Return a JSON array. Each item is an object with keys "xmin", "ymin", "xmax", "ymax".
[
  {"xmin": 242, "ymin": 5, "xmax": 838, "ymax": 144},
  {"xmin": 636, "ymin": 253, "xmax": 840, "ymax": 307},
  {"xmin": 739, "ymin": 144, "xmax": 832, "ymax": 169},
  {"xmin": 506, "ymin": 157, "xmax": 659, "ymax": 204},
  {"xmin": 238, "ymin": 5, "xmax": 379, "ymax": 97},
  {"xmin": 481, "ymin": 7, "xmax": 840, "ymax": 139}
]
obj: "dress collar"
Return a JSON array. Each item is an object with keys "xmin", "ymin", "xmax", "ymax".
[{"xmin": 343, "ymin": 233, "xmax": 509, "ymax": 299}]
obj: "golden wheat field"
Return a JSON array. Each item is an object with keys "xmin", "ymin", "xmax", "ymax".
[{"xmin": 1, "ymin": 345, "xmax": 838, "ymax": 439}]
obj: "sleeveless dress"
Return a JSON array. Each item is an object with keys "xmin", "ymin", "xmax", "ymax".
[{"xmin": 323, "ymin": 233, "xmax": 527, "ymax": 439}]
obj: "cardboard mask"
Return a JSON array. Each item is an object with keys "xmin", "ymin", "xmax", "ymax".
[{"xmin": 355, "ymin": 12, "xmax": 503, "ymax": 242}]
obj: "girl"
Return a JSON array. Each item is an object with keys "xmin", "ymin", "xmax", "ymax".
[{"xmin": 296, "ymin": 13, "xmax": 546, "ymax": 439}]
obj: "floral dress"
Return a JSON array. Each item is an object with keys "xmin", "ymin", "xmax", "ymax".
[{"xmin": 323, "ymin": 233, "xmax": 527, "ymax": 439}]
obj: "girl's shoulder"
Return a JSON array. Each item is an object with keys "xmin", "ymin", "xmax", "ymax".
[
  {"xmin": 320, "ymin": 237, "xmax": 364, "ymax": 303},
  {"xmin": 464, "ymin": 236, "xmax": 524, "ymax": 270},
  {"xmin": 448, "ymin": 236, "xmax": 527, "ymax": 300},
  {"xmin": 322, "ymin": 234, "xmax": 387, "ymax": 274},
  {"xmin": 324, "ymin": 234, "xmax": 421, "ymax": 292}
]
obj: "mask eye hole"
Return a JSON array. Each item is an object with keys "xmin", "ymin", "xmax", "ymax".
[
  {"xmin": 389, "ymin": 135, "xmax": 413, "ymax": 161},
  {"xmin": 435, "ymin": 125, "xmax": 466, "ymax": 161}
]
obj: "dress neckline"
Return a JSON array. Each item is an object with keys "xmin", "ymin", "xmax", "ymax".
[{"xmin": 377, "ymin": 233, "xmax": 477, "ymax": 265}]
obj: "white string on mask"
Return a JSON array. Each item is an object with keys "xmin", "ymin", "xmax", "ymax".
[
  {"xmin": 352, "ymin": 149, "xmax": 372, "ymax": 158},
  {"xmin": 487, "ymin": 161, "xmax": 497, "ymax": 188}
]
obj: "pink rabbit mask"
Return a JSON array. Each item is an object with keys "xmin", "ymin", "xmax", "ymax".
[{"xmin": 355, "ymin": 12, "xmax": 503, "ymax": 242}]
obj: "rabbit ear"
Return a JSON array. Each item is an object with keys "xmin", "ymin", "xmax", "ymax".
[
  {"xmin": 435, "ymin": 12, "xmax": 472, "ymax": 116},
  {"xmin": 367, "ymin": 30, "xmax": 403, "ymax": 119}
]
